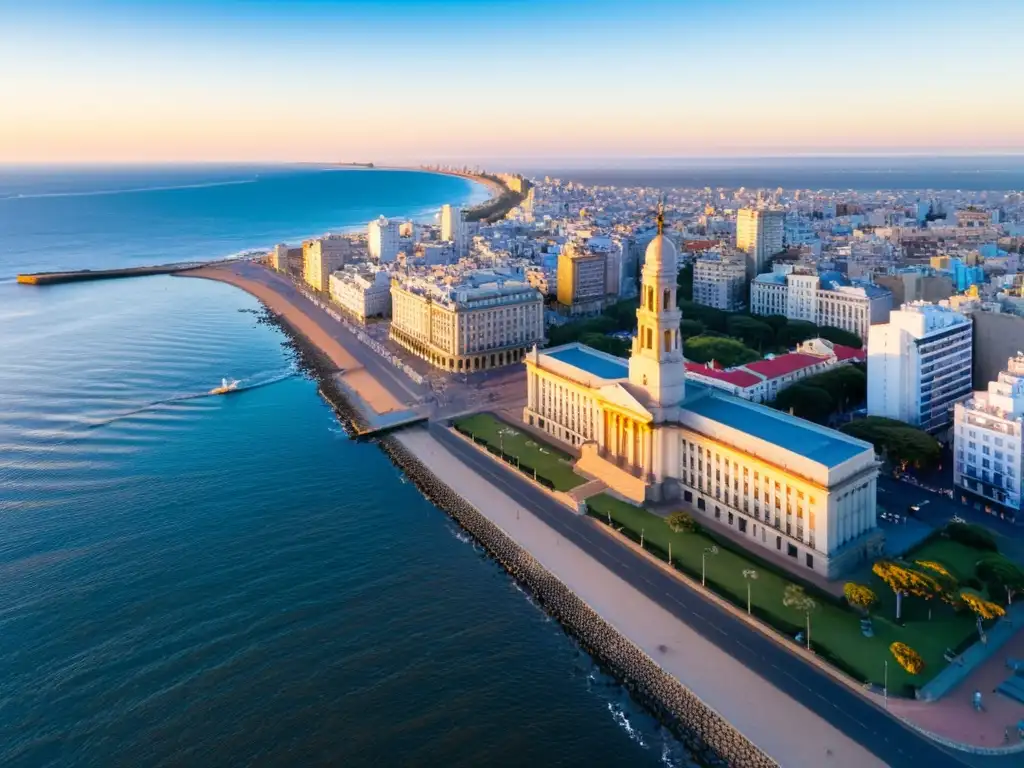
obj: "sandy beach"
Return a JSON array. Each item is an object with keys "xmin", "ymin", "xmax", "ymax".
[{"xmin": 183, "ymin": 265, "xmax": 408, "ymax": 416}]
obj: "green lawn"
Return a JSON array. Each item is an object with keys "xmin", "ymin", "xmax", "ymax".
[
  {"xmin": 907, "ymin": 539, "xmax": 989, "ymax": 582},
  {"xmin": 454, "ymin": 413, "xmax": 587, "ymax": 491},
  {"xmin": 586, "ymin": 494, "xmax": 979, "ymax": 691}
]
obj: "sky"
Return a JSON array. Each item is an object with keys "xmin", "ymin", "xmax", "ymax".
[{"xmin": 2, "ymin": 0, "xmax": 1022, "ymax": 164}]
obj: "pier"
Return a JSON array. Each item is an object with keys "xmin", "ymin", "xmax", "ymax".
[{"xmin": 16, "ymin": 259, "xmax": 252, "ymax": 286}]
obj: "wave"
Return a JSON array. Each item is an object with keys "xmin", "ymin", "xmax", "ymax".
[{"xmin": 0, "ymin": 178, "xmax": 259, "ymax": 201}]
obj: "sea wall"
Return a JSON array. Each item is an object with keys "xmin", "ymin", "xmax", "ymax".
[{"xmin": 378, "ymin": 435, "xmax": 779, "ymax": 768}]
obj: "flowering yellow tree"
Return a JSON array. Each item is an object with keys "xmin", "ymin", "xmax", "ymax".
[
  {"xmin": 872, "ymin": 561, "xmax": 942, "ymax": 619},
  {"xmin": 890, "ymin": 642, "xmax": 925, "ymax": 675},
  {"xmin": 915, "ymin": 560, "xmax": 959, "ymax": 603},
  {"xmin": 960, "ymin": 588, "xmax": 1007, "ymax": 639},
  {"xmin": 843, "ymin": 582, "xmax": 878, "ymax": 615}
]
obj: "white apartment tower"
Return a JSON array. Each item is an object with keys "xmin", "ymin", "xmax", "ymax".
[
  {"xmin": 867, "ymin": 302, "xmax": 973, "ymax": 432},
  {"xmin": 441, "ymin": 204, "xmax": 468, "ymax": 257},
  {"xmin": 368, "ymin": 216, "xmax": 400, "ymax": 263},
  {"xmin": 737, "ymin": 207, "xmax": 784, "ymax": 277},
  {"xmin": 954, "ymin": 354, "xmax": 1024, "ymax": 513},
  {"xmin": 693, "ymin": 254, "xmax": 747, "ymax": 311}
]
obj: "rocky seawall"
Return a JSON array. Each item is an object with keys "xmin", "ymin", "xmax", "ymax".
[{"xmin": 379, "ymin": 435, "xmax": 779, "ymax": 768}]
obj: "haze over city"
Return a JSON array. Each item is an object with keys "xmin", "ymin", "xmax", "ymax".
[{"xmin": 3, "ymin": 0, "xmax": 1023, "ymax": 163}]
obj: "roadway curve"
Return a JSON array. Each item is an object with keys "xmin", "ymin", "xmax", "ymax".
[{"xmin": 428, "ymin": 424, "xmax": 1011, "ymax": 768}]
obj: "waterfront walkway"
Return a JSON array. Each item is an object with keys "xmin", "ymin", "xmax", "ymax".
[{"xmin": 400, "ymin": 425, "xmax": 937, "ymax": 767}]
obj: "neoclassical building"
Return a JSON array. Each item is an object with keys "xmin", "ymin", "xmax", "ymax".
[{"xmin": 523, "ymin": 213, "xmax": 881, "ymax": 578}]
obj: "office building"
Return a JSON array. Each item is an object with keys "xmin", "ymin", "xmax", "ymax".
[
  {"xmin": 441, "ymin": 204, "xmax": 468, "ymax": 257},
  {"xmin": 368, "ymin": 216, "xmax": 400, "ymax": 263},
  {"xmin": 389, "ymin": 279, "xmax": 543, "ymax": 372},
  {"xmin": 523, "ymin": 214, "xmax": 880, "ymax": 578},
  {"xmin": 556, "ymin": 242, "xmax": 609, "ymax": 315},
  {"xmin": 737, "ymin": 207, "xmax": 785, "ymax": 277},
  {"xmin": 328, "ymin": 269, "xmax": 392, "ymax": 323},
  {"xmin": 693, "ymin": 253, "xmax": 747, "ymax": 311},
  {"xmin": 867, "ymin": 302, "xmax": 973, "ymax": 431},
  {"xmin": 954, "ymin": 354, "xmax": 1024, "ymax": 515},
  {"xmin": 750, "ymin": 265, "xmax": 892, "ymax": 342}
]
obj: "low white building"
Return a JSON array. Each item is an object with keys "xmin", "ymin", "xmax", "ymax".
[
  {"xmin": 867, "ymin": 302, "xmax": 973, "ymax": 432},
  {"xmin": 693, "ymin": 253, "xmax": 747, "ymax": 311},
  {"xmin": 750, "ymin": 265, "xmax": 892, "ymax": 342},
  {"xmin": 954, "ymin": 354, "xmax": 1024, "ymax": 514},
  {"xmin": 329, "ymin": 268, "xmax": 392, "ymax": 322}
]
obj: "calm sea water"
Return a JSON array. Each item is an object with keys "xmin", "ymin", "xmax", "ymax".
[{"xmin": 0, "ymin": 167, "xmax": 687, "ymax": 767}]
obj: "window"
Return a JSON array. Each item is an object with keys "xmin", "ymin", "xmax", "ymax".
[
  {"xmin": 714, "ymin": 506, "xmax": 721, "ymax": 519},
  {"xmin": 738, "ymin": 518, "xmax": 747, "ymax": 533},
  {"xmin": 728, "ymin": 512, "xmax": 734, "ymax": 525},
  {"xmin": 787, "ymin": 543, "xmax": 798, "ymax": 558},
  {"xmin": 684, "ymin": 490, "xmax": 693, "ymax": 503},
  {"xmin": 697, "ymin": 498, "xmax": 705, "ymax": 511},
  {"xmin": 776, "ymin": 536, "xmax": 782, "ymax": 551},
  {"xmin": 806, "ymin": 553, "xmax": 814, "ymax": 568}
]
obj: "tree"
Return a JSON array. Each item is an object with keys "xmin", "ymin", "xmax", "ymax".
[
  {"xmin": 914, "ymin": 560, "xmax": 959, "ymax": 603},
  {"xmin": 959, "ymin": 588, "xmax": 1007, "ymax": 639},
  {"xmin": 976, "ymin": 555, "xmax": 1024, "ymax": 605},
  {"xmin": 945, "ymin": 521, "xmax": 998, "ymax": 552},
  {"xmin": 579, "ymin": 332, "xmax": 629, "ymax": 359},
  {"xmin": 666, "ymin": 510, "xmax": 697, "ymax": 534},
  {"xmin": 776, "ymin": 319, "xmax": 819, "ymax": 347},
  {"xmin": 676, "ymin": 263, "xmax": 694, "ymax": 301},
  {"xmin": 679, "ymin": 319, "xmax": 705, "ymax": 341},
  {"xmin": 685, "ymin": 336, "xmax": 761, "ymax": 368},
  {"xmin": 872, "ymin": 560, "xmax": 943, "ymax": 620},
  {"xmin": 678, "ymin": 300, "xmax": 727, "ymax": 332},
  {"xmin": 817, "ymin": 325, "xmax": 863, "ymax": 349},
  {"xmin": 841, "ymin": 417, "xmax": 942, "ymax": 471},
  {"xmin": 843, "ymin": 583, "xmax": 878, "ymax": 615},
  {"xmin": 783, "ymin": 584, "xmax": 817, "ymax": 650},
  {"xmin": 772, "ymin": 384, "xmax": 835, "ymax": 424},
  {"xmin": 726, "ymin": 315, "xmax": 775, "ymax": 352},
  {"xmin": 890, "ymin": 642, "xmax": 925, "ymax": 675}
]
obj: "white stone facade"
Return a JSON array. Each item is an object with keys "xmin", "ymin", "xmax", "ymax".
[
  {"xmin": 693, "ymin": 255, "xmax": 747, "ymax": 310},
  {"xmin": 368, "ymin": 216, "xmax": 400, "ymax": 263},
  {"xmin": 329, "ymin": 269, "xmax": 392, "ymax": 322}
]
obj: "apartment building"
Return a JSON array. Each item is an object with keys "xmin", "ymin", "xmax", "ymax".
[
  {"xmin": 556, "ymin": 242, "xmax": 609, "ymax": 315},
  {"xmin": 867, "ymin": 302, "xmax": 973, "ymax": 432},
  {"xmin": 736, "ymin": 207, "xmax": 784, "ymax": 277},
  {"xmin": 954, "ymin": 353, "xmax": 1024, "ymax": 515},
  {"xmin": 692, "ymin": 253, "xmax": 747, "ymax": 311},
  {"xmin": 302, "ymin": 235, "xmax": 353, "ymax": 292},
  {"xmin": 328, "ymin": 269, "xmax": 392, "ymax": 323},
  {"xmin": 368, "ymin": 216, "xmax": 400, "ymax": 263}
]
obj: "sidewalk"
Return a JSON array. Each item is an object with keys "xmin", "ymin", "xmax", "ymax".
[{"xmin": 398, "ymin": 427, "xmax": 886, "ymax": 768}]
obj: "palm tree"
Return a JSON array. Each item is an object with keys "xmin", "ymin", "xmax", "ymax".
[{"xmin": 783, "ymin": 584, "xmax": 817, "ymax": 650}]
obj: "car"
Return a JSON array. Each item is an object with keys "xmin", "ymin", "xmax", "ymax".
[{"xmin": 908, "ymin": 500, "xmax": 930, "ymax": 516}]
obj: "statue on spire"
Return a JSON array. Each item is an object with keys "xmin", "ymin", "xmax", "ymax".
[{"xmin": 656, "ymin": 199, "xmax": 665, "ymax": 235}]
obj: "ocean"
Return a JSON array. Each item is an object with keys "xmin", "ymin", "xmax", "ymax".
[{"xmin": 0, "ymin": 167, "xmax": 689, "ymax": 767}]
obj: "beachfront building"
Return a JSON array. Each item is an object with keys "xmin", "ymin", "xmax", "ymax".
[
  {"xmin": 736, "ymin": 206, "xmax": 784, "ymax": 277},
  {"xmin": 556, "ymin": 242, "xmax": 610, "ymax": 315},
  {"xmin": 389, "ymin": 278, "xmax": 543, "ymax": 372},
  {"xmin": 522, "ymin": 211, "xmax": 881, "ymax": 578},
  {"xmin": 692, "ymin": 252, "xmax": 747, "ymax": 311},
  {"xmin": 368, "ymin": 216, "xmax": 400, "ymax": 263},
  {"xmin": 954, "ymin": 354, "xmax": 1024, "ymax": 515},
  {"xmin": 750, "ymin": 264, "xmax": 892, "ymax": 342},
  {"xmin": 867, "ymin": 302, "xmax": 973, "ymax": 432},
  {"xmin": 329, "ymin": 268, "xmax": 392, "ymax": 323},
  {"xmin": 269, "ymin": 243, "xmax": 302, "ymax": 275},
  {"xmin": 302, "ymin": 235, "xmax": 352, "ymax": 292},
  {"xmin": 686, "ymin": 338, "xmax": 865, "ymax": 404},
  {"xmin": 441, "ymin": 204, "xmax": 468, "ymax": 257}
]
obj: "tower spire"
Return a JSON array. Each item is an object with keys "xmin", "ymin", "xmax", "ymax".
[{"xmin": 656, "ymin": 199, "xmax": 664, "ymax": 235}]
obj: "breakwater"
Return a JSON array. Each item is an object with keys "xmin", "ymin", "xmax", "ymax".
[
  {"xmin": 16, "ymin": 257, "xmax": 258, "ymax": 286},
  {"xmin": 379, "ymin": 434, "xmax": 779, "ymax": 768}
]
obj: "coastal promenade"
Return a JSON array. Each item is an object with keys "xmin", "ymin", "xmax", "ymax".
[{"xmin": 410, "ymin": 424, "xmax": 994, "ymax": 768}]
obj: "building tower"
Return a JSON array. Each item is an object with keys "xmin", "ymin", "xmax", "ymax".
[{"xmin": 629, "ymin": 205, "xmax": 685, "ymax": 422}]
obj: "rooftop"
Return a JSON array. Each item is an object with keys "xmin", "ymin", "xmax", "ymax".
[
  {"xmin": 685, "ymin": 394, "xmax": 868, "ymax": 468},
  {"xmin": 685, "ymin": 362, "xmax": 761, "ymax": 388},
  {"xmin": 544, "ymin": 345, "xmax": 629, "ymax": 381}
]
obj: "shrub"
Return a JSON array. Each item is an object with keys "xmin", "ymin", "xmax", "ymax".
[{"xmin": 945, "ymin": 522, "xmax": 998, "ymax": 552}]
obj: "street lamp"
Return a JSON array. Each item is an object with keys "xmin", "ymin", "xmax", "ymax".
[
  {"xmin": 702, "ymin": 546, "xmax": 719, "ymax": 587},
  {"xmin": 884, "ymin": 659, "xmax": 888, "ymax": 709},
  {"xmin": 743, "ymin": 569, "xmax": 759, "ymax": 615}
]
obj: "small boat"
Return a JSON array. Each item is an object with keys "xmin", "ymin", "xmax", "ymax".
[{"xmin": 210, "ymin": 378, "xmax": 241, "ymax": 395}]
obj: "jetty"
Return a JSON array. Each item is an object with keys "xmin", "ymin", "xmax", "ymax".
[{"xmin": 16, "ymin": 258, "xmax": 255, "ymax": 286}]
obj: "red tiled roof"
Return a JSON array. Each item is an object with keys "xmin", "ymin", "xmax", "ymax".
[
  {"xmin": 684, "ymin": 240, "xmax": 720, "ymax": 252},
  {"xmin": 744, "ymin": 353, "xmax": 824, "ymax": 379},
  {"xmin": 832, "ymin": 344, "xmax": 865, "ymax": 362},
  {"xmin": 685, "ymin": 362, "xmax": 761, "ymax": 388}
]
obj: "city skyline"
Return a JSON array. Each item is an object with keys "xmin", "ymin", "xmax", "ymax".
[{"xmin": 3, "ymin": 0, "xmax": 1023, "ymax": 163}]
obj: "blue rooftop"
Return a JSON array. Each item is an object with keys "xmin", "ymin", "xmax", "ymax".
[
  {"xmin": 546, "ymin": 346, "xmax": 628, "ymax": 381},
  {"xmin": 685, "ymin": 395, "xmax": 867, "ymax": 468}
]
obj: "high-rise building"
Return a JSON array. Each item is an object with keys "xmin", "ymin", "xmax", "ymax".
[
  {"xmin": 693, "ymin": 253, "xmax": 747, "ymax": 311},
  {"xmin": 867, "ymin": 302, "xmax": 973, "ymax": 431},
  {"xmin": 368, "ymin": 216, "xmax": 400, "ymax": 263},
  {"xmin": 441, "ymin": 204, "xmax": 468, "ymax": 257},
  {"xmin": 302, "ymin": 235, "xmax": 351, "ymax": 292},
  {"xmin": 954, "ymin": 354, "xmax": 1024, "ymax": 514},
  {"xmin": 389, "ymin": 278, "xmax": 543, "ymax": 372},
  {"xmin": 556, "ymin": 242, "xmax": 608, "ymax": 315},
  {"xmin": 736, "ymin": 207, "xmax": 785, "ymax": 277},
  {"xmin": 953, "ymin": 354, "xmax": 1024, "ymax": 515}
]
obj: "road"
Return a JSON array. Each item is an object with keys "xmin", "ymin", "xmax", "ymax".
[{"xmin": 428, "ymin": 424, "xmax": 1017, "ymax": 768}]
